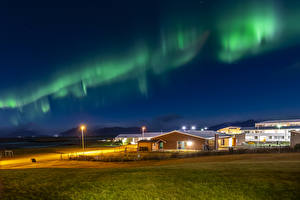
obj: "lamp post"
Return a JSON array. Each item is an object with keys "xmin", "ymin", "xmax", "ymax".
[
  {"xmin": 142, "ymin": 126, "xmax": 146, "ymax": 139},
  {"xmin": 80, "ymin": 125, "xmax": 86, "ymax": 152}
]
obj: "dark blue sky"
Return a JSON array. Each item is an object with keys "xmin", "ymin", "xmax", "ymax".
[{"xmin": 0, "ymin": 0, "xmax": 300, "ymax": 130}]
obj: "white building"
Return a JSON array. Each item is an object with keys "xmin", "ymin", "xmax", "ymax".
[
  {"xmin": 241, "ymin": 119, "xmax": 300, "ymax": 143},
  {"xmin": 115, "ymin": 132, "xmax": 163, "ymax": 144}
]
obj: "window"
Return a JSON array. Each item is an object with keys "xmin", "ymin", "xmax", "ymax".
[
  {"xmin": 269, "ymin": 136, "xmax": 272, "ymax": 139},
  {"xmin": 139, "ymin": 147, "xmax": 148, "ymax": 151},
  {"xmin": 159, "ymin": 142, "xmax": 163, "ymax": 149},
  {"xmin": 177, "ymin": 141, "xmax": 185, "ymax": 149},
  {"xmin": 282, "ymin": 136, "xmax": 284, "ymax": 139},
  {"xmin": 254, "ymin": 136, "xmax": 258, "ymax": 139}
]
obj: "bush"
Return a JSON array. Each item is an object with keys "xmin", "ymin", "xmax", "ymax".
[{"xmin": 294, "ymin": 144, "xmax": 300, "ymax": 150}]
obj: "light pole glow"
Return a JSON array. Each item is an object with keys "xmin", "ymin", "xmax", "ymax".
[
  {"xmin": 142, "ymin": 126, "xmax": 146, "ymax": 139},
  {"xmin": 80, "ymin": 125, "xmax": 86, "ymax": 151}
]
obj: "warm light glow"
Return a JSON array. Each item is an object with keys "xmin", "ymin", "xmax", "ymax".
[
  {"xmin": 187, "ymin": 141, "xmax": 193, "ymax": 146},
  {"xmin": 80, "ymin": 125, "xmax": 86, "ymax": 131},
  {"xmin": 142, "ymin": 126, "xmax": 146, "ymax": 131}
]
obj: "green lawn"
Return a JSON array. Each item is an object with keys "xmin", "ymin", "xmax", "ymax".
[{"xmin": 1, "ymin": 153, "xmax": 300, "ymax": 200}]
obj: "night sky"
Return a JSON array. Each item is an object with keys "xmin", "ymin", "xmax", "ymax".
[{"xmin": 1, "ymin": 0, "xmax": 300, "ymax": 130}]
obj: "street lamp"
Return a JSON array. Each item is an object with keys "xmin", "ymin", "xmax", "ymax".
[
  {"xmin": 80, "ymin": 125, "xmax": 86, "ymax": 151},
  {"xmin": 182, "ymin": 126, "xmax": 186, "ymax": 131},
  {"xmin": 142, "ymin": 126, "xmax": 146, "ymax": 139},
  {"xmin": 277, "ymin": 124, "xmax": 282, "ymax": 129},
  {"xmin": 191, "ymin": 126, "xmax": 196, "ymax": 130}
]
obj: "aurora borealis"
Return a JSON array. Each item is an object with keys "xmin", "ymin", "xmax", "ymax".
[{"xmin": 1, "ymin": 0, "xmax": 300, "ymax": 128}]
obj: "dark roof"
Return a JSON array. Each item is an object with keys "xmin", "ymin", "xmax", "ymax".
[
  {"xmin": 138, "ymin": 139, "xmax": 166, "ymax": 143},
  {"xmin": 184, "ymin": 130, "xmax": 230, "ymax": 139},
  {"xmin": 153, "ymin": 130, "xmax": 231, "ymax": 140},
  {"xmin": 115, "ymin": 132, "xmax": 164, "ymax": 138}
]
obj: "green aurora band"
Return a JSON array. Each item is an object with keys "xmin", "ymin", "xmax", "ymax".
[
  {"xmin": 0, "ymin": 29, "xmax": 208, "ymax": 113},
  {"xmin": 218, "ymin": 3, "xmax": 279, "ymax": 62}
]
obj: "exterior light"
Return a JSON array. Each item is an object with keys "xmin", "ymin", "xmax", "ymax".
[
  {"xmin": 204, "ymin": 127, "xmax": 208, "ymax": 130},
  {"xmin": 187, "ymin": 141, "xmax": 193, "ymax": 146},
  {"xmin": 191, "ymin": 126, "xmax": 196, "ymax": 130},
  {"xmin": 201, "ymin": 128, "xmax": 204, "ymax": 131},
  {"xmin": 80, "ymin": 125, "xmax": 86, "ymax": 152},
  {"xmin": 277, "ymin": 124, "xmax": 282, "ymax": 129},
  {"xmin": 81, "ymin": 125, "xmax": 86, "ymax": 131},
  {"xmin": 141, "ymin": 126, "xmax": 146, "ymax": 139},
  {"xmin": 182, "ymin": 126, "xmax": 186, "ymax": 130}
]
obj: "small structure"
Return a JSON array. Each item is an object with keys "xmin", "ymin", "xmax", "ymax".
[
  {"xmin": 138, "ymin": 139, "xmax": 166, "ymax": 152},
  {"xmin": 2, "ymin": 150, "xmax": 14, "ymax": 158},
  {"xmin": 290, "ymin": 131, "xmax": 300, "ymax": 148}
]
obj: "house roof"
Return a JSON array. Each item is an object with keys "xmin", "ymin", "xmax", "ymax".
[
  {"xmin": 115, "ymin": 132, "xmax": 164, "ymax": 138},
  {"xmin": 152, "ymin": 130, "xmax": 230, "ymax": 140},
  {"xmin": 138, "ymin": 139, "xmax": 167, "ymax": 143}
]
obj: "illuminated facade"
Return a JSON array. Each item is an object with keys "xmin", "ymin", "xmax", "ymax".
[
  {"xmin": 217, "ymin": 126, "xmax": 242, "ymax": 135},
  {"xmin": 241, "ymin": 120, "xmax": 300, "ymax": 144}
]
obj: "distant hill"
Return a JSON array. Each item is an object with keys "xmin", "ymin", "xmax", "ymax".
[
  {"xmin": 59, "ymin": 127, "xmax": 141, "ymax": 138},
  {"xmin": 0, "ymin": 123, "xmax": 50, "ymax": 138},
  {"xmin": 209, "ymin": 120, "xmax": 257, "ymax": 131}
]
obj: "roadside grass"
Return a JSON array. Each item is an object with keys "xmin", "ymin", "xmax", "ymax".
[
  {"xmin": 3, "ymin": 146, "xmax": 117, "ymax": 159},
  {"xmin": 1, "ymin": 153, "xmax": 300, "ymax": 200}
]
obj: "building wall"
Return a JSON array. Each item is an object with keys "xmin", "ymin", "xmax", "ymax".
[
  {"xmin": 153, "ymin": 131, "xmax": 206, "ymax": 150},
  {"xmin": 291, "ymin": 131, "xmax": 300, "ymax": 148},
  {"xmin": 138, "ymin": 142, "xmax": 153, "ymax": 151},
  {"xmin": 208, "ymin": 137, "xmax": 235, "ymax": 150},
  {"xmin": 235, "ymin": 133, "xmax": 245, "ymax": 145}
]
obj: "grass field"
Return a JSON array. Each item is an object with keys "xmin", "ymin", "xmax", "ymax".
[{"xmin": 1, "ymin": 153, "xmax": 300, "ymax": 200}]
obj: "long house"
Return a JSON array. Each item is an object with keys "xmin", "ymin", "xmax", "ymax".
[{"xmin": 115, "ymin": 130, "xmax": 235, "ymax": 151}]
